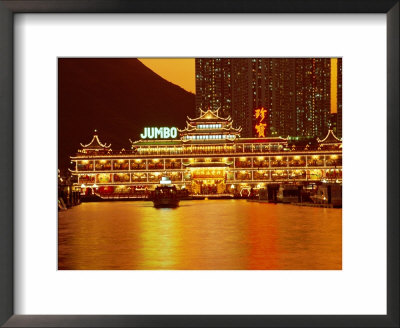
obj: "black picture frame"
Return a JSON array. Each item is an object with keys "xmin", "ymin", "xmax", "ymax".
[{"xmin": 0, "ymin": 1, "xmax": 398, "ymax": 327}]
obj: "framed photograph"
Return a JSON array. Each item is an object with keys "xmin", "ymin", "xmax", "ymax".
[{"xmin": 0, "ymin": 1, "xmax": 398, "ymax": 327}]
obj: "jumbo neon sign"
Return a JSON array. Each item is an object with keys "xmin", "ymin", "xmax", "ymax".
[{"xmin": 140, "ymin": 127, "xmax": 178, "ymax": 139}]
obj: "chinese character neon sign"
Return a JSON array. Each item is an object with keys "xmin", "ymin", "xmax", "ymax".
[
  {"xmin": 140, "ymin": 127, "xmax": 178, "ymax": 139},
  {"xmin": 254, "ymin": 107, "xmax": 267, "ymax": 138}
]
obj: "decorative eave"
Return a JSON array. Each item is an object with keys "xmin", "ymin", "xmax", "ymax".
[
  {"xmin": 236, "ymin": 136, "xmax": 288, "ymax": 144},
  {"xmin": 182, "ymin": 138, "xmax": 236, "ymax": 144},
  {"xmin": 130, "ymin": 139, "xmax": 183, "ymax": 146},
  {"xmin": 187, "ymin": 108, "xmax": 231, "ymax": 122},
  {"xmin": 80, "ymin": 131, "xmax": 111, "ymax": 149},
  {"xmin": 317, "ymin": 129, "xmax": 342, "ymax": 144},
  {"xmin": 179, "ymin": 125, "xmax": 242, "ymax": 134},
  {"xmin": 225, "ymin": 126, "xmax": 242, "ymax": 133},
  {"xmin": 177, "ymin": 126, "xmax": 196, "ymax": 133}
]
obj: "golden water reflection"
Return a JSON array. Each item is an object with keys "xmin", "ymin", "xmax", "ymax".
[{"xmin": 58, "ymin": 200, "xmax": 342, "ymax": 270}]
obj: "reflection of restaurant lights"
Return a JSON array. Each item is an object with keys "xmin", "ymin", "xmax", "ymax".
[{"xmin": 80, "ymin": 184, "xmax": 85, "ymax": 188}]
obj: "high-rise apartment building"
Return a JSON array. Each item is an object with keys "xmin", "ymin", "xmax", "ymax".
[
  {"xmin": 195, "ymin": 58, "xmax": 341, "ymax": 139},
  {"xmin": 195, "ymin": 58, "xmax": 232, "ymax": 118}
]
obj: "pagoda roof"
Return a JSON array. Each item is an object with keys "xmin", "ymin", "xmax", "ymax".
[
  {"xmin": 80, "ymin": 131, "xmax": 111, "ymax": 149},
  {"xmin": 317, "ymin": 129, "xmax": 342, "ymax": 144},
  {"xmin": 187, "ymin": 108, "xmax": 231, "ymax": 122}
]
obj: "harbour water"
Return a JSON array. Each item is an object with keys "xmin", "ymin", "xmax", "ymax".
[{"xmin": 58, "ymin": 200, "xmax": 341, "ymax": 270}]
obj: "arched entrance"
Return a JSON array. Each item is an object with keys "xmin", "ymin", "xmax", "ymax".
[{"xmin": 189, "ymin": 167, "xmax": 227, "ymax": 195}]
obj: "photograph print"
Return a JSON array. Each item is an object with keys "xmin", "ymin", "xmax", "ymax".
[{"xmin": 58, "ymin": 58, "xmax": 342, "ymax": 270}]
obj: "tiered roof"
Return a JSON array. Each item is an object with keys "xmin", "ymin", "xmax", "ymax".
[
  {"xmin": 186, "ymin": 108, "xmax": 232, "ymax": 122},
  {"xmin": 79, "ymin": 130, "xmax": 111, "ymax": 151},
  {"xmin": 179, "ymin": 108, "xmax": 241, "ymax": 139},
  {"xmin": 317, "ymin": 129, "xmax": 342, "ymax": 146}
]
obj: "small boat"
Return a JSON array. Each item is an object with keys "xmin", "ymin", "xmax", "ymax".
[{"xmin": 151, "ymin": 177, "xmax": 180, "ymax": 208}]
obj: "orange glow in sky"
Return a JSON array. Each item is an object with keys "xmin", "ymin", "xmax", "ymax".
[
  {"xmin": 138, "ymin": 58, "xmax": 195, "ymax": 94},
  {"xmin": 330, "ymin": 58, "xmax": 338, "ymax": 114}
]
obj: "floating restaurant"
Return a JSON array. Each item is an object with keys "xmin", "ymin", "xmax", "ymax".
[{"xmin": 70, "ymin": 109, "xmax": 342, "ymax": 198}]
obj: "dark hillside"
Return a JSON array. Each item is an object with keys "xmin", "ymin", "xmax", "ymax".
[{"xmin": 58, "ymin": 58, "xmax": 195, "ymax": 170}]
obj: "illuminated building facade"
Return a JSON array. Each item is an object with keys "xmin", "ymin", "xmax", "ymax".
[
  {"xmin": 195, "ymin": 58, "xmax": 342, "ymax": 139},
  {"xmin": 195, "ymin": 58, "xmax": 232, "ymax": 117},
  {"xmin": 70, "ymin": 109, "xmax": 342, "ymax": 197}
]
